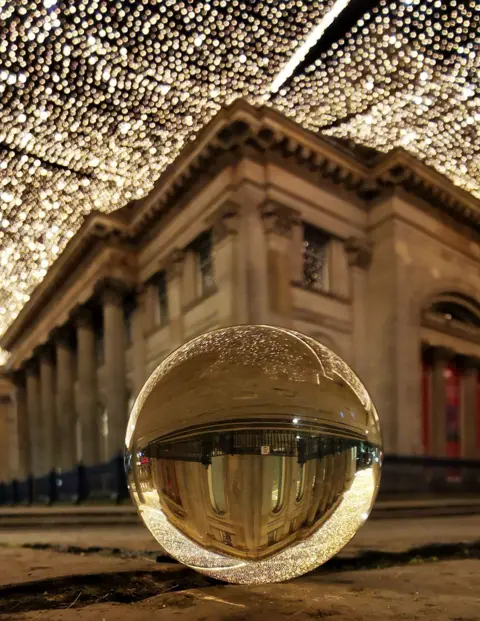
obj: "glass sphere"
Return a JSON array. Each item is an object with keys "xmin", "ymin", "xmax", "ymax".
[{"xmin": 125, "ymin": 325, "xmax": 382, "ymax": 584}]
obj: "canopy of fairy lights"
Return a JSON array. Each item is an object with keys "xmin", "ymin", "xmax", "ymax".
[{"xmin": 0, "ymin": 0, "xmax": 478, "ymax": 362}]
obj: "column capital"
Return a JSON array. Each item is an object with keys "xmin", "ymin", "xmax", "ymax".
[
  {"xmin": 260, "ymin": 201, "xmax": 299, "ymax": 238},
  {"xmin": 208, "ymin": 201, "xmax": 241, "ymax": 244},
  {"xmin": 345, "ymin": 237, "xmax": 373, "ymax": 269},
  {"xmin": 71, "ymin": 305, "xmax": 94, "ymax": 329},
  {"xmin": 35, "ymin": 342, "xmax": 55, "ymax": 363},
  {"xmin": 95, "ymin": 277, "xmax": 130, "ymax": 307},
  {"xmin": 9, "ymin": 368, "xmax": 26, "ymax": 388},
  {"xmin": 164, "ymin": 248, "xmax": 185, "ymax": 282},
  {"xmin": 51, "ymin": 324, "xmax": 74, "ymax": 348},
  {"xmin": 24, "ymin": 357, "xmax": 39, "ymax": 376}
]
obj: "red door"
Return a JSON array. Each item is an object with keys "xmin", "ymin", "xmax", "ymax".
[
  {"xmin": 421, "ymin": 359, "xmax": 431, "ymax": 454},
  {"xmin": 445, "ymin": 363, "xmax": 461, "ymax": 459}
]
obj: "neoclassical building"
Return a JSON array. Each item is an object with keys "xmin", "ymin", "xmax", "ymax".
[{"xmin": 1, "ymin": 100, "xmax": 480, "ymax": 483}]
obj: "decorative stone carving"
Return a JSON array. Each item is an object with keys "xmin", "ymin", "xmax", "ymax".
[
  {"xmin": 345, "ymin": 237, "xmax": 373, "ymax": 270},
  {"xmin": 260, "ymin": 201, "xmax": 299, "ymax": 238},
  {"xmin": 94, "ymin": 277, "xmax": 129, "ymax": 307},
  {"xmin": 70, "ymin": 305, "xmax": 94, "ymax": 329},
  {"xmin": 209, "ymin": 202, "xmax": 240, "ymax": 244},
  {"xmin": 51, "ymin": 324, "xmax": 73, "ymax": 348}
]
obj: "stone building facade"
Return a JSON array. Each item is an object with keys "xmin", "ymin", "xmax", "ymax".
[{"xmin": 0, "ymin": 100, "xmax": 479, "ymax": 482}]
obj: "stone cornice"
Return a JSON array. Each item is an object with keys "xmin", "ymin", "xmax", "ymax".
[
  {"xmin": 128, "ymin": 100, "xmax": 480, "ymax": 237},
  {"xmin": 2, "ymin": 100, "xmax": 479, "ymax": 360}
]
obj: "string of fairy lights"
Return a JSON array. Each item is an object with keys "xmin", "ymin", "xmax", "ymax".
[
  {"xmin": 0, "ymin": 0, "xmax": 478, "ymax": 364},
  {"xmin": 273, "ymin": 0, "xmax": 479, "ymax": 201}
]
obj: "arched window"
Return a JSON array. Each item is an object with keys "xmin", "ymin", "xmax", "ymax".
[
  {"xmin": 424, "ymin": 293, "xmax": 480, "ymax": 330},
  {"xmin": 295, "ymin": 462, "xmax": 306, "ymax": 502},
  {"xmin": 208, "ymin": 455, "xmax": 227, "ymax": 514},
  {"xmin": 271, "ymin": 456, "xmax": 285, "ymax": 513}
]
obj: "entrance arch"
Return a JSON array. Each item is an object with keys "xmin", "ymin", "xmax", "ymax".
[{"xmin": 420, "ymin": 292, "xmax": 480, "ymax": 458}]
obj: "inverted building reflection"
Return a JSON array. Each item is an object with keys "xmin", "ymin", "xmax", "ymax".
[{"xmin": 127, "ymin": 428, "xmax": 380, "ymax": 561}]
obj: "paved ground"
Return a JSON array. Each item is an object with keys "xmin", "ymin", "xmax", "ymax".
[
  {"xmin": 2, "ymin": 514, "xmax": 480, "ymax": 556},
  {"xmin": 1, "ymin": 554, "xmax": 479, "ymax": 620},
  {"xmin": 1, "ymin": 515, "xmax": 479, "ymax": 620}
]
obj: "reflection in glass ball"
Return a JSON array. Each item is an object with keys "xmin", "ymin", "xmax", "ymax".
[{"xmin": 125, "ymin": 325, "xmax": 382, "ymax": 584}]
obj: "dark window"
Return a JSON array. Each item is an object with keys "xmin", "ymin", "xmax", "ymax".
[
  {"xmin": 192, "ymin": 230, "xmax": 214, "ymax": 296},
  {"xmin": 156, "ymin": 270, "xmax": 168, "ymax": 325},
  {"xmin": 303, "ymin": 223, "xmax": 329, "ymax": 292},
  {"xmin": 124, "ymin": 298, "xmax": 135, "ymax": 345},
  {"xmin": 431, "ymin": 301, "xmax": 480, "ymax": 328}
]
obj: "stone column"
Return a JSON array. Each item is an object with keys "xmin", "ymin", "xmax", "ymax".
[
  {"xmin": 345, "ymin": 237, "xmax": 373, "ymax": 381},
  {"xmin": 329, "ymin": 239, "xmax": 349, "ymax": 298},
  {"xmin": 38, "ymin": 344, "xmax": 56, "ymax": 473},
  {"xmin": 166, "ymin": 250, "xmax": 185, "ymax": 351},
  {"xmin": 11, "ymin": 372, "xmax": 30, "ymax": 480},
  {"xmin": 260, "ymin": 201, "xmax": 299, "ymax": 326},
  {"xmin": 54, "ymin": 327, "xmax": 77, "ymax": 471},
  {"xmin": 132, "ymin": 287, "xmax": 147, "ymax": 398},
  {"xmin": 461, "ymin": 359, "xmax": 478, "ymax": 459},
  {"xmin": 25, "ymin": 359, "xmax": 42, "ymax": 476},
  {"xmin": 431, "ymin": 347, "xmax": 451, "ymax": 458},
  {"xmin": 74, "ymin": 307, "xmax": 99, "ymax": 466},
  {"xmin": 102, "ymin": 282, "xmax": 128, "ymax": 459},
  {"xmin": 209, "ymin": 202, "xmax": 245, "ymax": 326}
]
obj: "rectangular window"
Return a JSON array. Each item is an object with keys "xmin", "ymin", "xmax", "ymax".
[
  {"xmin": 192, "ymin": 230, "xmax": 215, "ymax": 297},
  {"xmin": 302, "ymin": 223, "xmax": 329, "ymax": 292},
  {"xmin": 156, "ymin": 271, "xmax": 168, "ymax": 326}
]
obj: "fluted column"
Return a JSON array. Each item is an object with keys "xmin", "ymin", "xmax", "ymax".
[
  {"xmin": 260, "ymin": 201, "xmax": 299, "ymax": 326},
  {"xmin": 11, "ymin": 371, "xmax": 30, "ymax": 480},
  {"xmin": 166, "ymin": 250, "xmax": 185, "ymax": 351},
  {"xmin": 431, "ymin": 347, "xmax": 451, "ymax": 458},
  {"xmin": 25, "ymin": 359, "xmax": 42, "ymax": 476},
  {"xmin": 461, "ymin": 359, "xmax": 478, "ymax": 459},
  {"xmin": 54, "ymin": 327, "xmax": 77, "ymax": 471},
  {"xmin": 131, "ymin": 287, "xmax": 147, "ymax": 398},
  {"xmin": 38, "ymin": 344, "xmax": 56, "ymax": 473},
  {"xmin": 210, "ymin": 202, "xmax": 245, "ymax": 326},
  {"xmin": 345, "ymin": 237, "xmax": 373, "ymax": 380},
  {"xmin": 102, "ymin": 282, "xmax": 127, "ymax": 459},
  {"xmin": 75, "ymin": 307, "xmax": 99, "ymax": 466}
]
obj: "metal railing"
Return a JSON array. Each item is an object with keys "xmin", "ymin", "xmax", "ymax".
[
  {"xmin": 0, "ymin": 454, "xmax": 479, "ymax": 505},
  {"xmin": 0, "ymin": 454, "xmax": 129, "ymax": 505}
]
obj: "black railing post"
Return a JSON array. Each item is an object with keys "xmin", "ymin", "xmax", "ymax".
[
  {"xmin": 27, "ymin": 474, "xmax": 34, "ymax": 505},
  {"xmin": 115, "ymin": 453, "xmax": 128, "ymax": 504},
  {"xmin": 77, "ymin": 463, "xmax": 88, "ymax": 504},
  {"xmin": 48, "ymin": 469, "xmax": 58, "ymax": 505},
  {"xmin": 11, "ymin": 479, "xmax": 19, "ymax": 504}
]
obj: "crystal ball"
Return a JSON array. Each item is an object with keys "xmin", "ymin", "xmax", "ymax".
[{"xmin": 125, "ymin": 325, "xmax": 382, "ymax": 584}]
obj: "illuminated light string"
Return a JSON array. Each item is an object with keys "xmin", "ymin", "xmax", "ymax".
[{"xmin": 0, "ymin": 0, "xmax": 478, "ymax": 362}]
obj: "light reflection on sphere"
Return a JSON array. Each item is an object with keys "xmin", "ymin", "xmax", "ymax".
[{"xmin": 125, "ymin": 325, "xmax": 382, "ymax": 584}]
